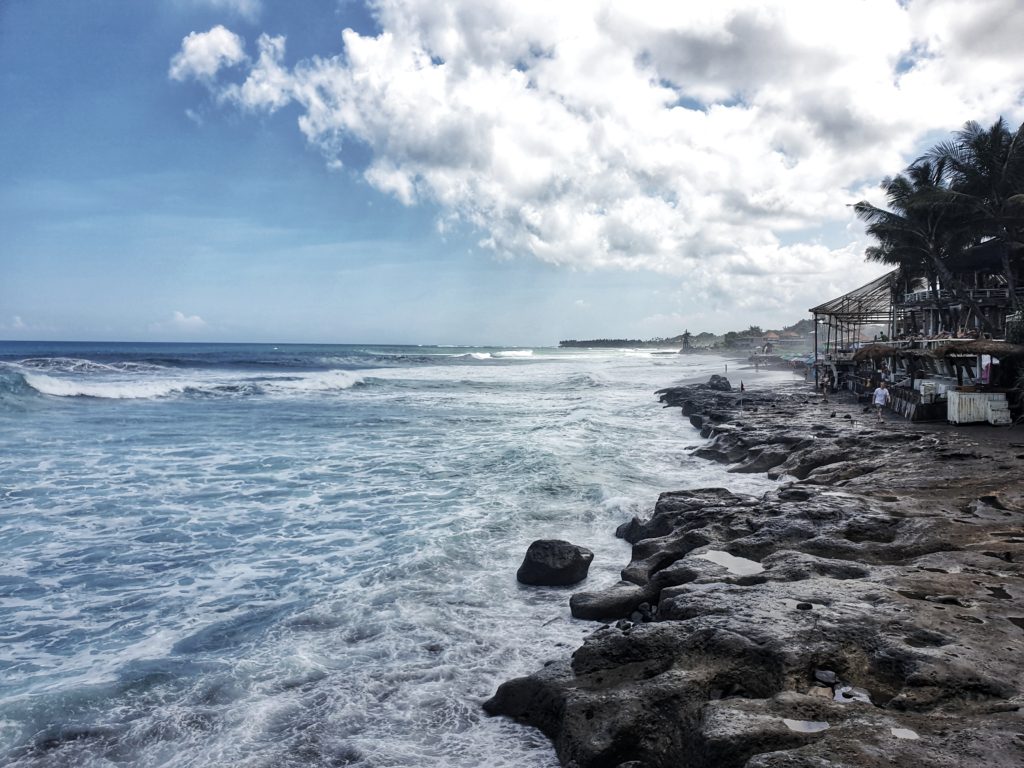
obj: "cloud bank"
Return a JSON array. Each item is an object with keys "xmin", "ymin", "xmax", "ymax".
[{"xmin": 170, "ymin": 0, "xmax": 1024, "ymax": 310}]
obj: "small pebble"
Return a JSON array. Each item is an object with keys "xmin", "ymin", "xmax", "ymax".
[
  {"xmin": 814, "ymin": 669, "xmax": 838, "ymax": 685},
  {"xmin": 796, "ymin": 602, "xmax": 813, "ymax": 610},
  {"xmin": 891, "ymin": 727, "xmax": 920, "ymax": 740}
]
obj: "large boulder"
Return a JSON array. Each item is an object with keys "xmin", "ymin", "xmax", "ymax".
[
  {"xmin": 516, "ymin": 539, "xmax": 594, "ymax": 586},
  {"xmin": 708, "ymin": 374, "xmax": 732, "ymax": 391}
]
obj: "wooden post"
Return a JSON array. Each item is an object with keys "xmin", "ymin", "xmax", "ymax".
[{"xmin": 813, "ymin": 314, "xmax": 819, "ymax": 387}]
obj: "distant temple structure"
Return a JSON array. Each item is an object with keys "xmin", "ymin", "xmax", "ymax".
[{"xmin": 810, "ymin": 268, "xmax": 1023, "ymax": 424}]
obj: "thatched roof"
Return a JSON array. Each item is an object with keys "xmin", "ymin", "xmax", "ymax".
[
  {"xmin": 895, "ymin": 348, "xmax": 936, "ymax": 360},
  {"xmin": 934, "ymin": 340, "xmax": 1024, "ymax": 358},
  {"xmin": 852, "ymin": 344, "xmax": 940, "ymax": 363},
  {"xmin": 852, "ymin": 344, "xmax": 894, "ymax": 362}
]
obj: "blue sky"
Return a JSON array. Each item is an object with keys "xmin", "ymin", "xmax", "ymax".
[{"xmin": 3, "ymin": 0, "xmax": 1023, "ymax": 344}]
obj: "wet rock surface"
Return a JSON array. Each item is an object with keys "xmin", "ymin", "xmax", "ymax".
[
  {"xmin": 517, "ymin": 539, "xmax": 595, "ymax": 586},
  {"xmin": 485, "ymin": 381, "xmax": 1024, "ymax": 768}
]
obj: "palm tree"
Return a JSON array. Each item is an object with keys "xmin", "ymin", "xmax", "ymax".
[
  {"xmin": 925, "ymin": 118, "xmax": 1024, "ymax": 310},
  {"xmin": 853, "ymin": 160, "xmax": 998, "ymax": 334}
]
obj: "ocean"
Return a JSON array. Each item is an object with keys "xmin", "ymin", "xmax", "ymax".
[{"xmin": 0, "ymin": 341, "xmax": 784, "ymax": 767}]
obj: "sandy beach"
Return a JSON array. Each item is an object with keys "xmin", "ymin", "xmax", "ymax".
[{"xmin": 486, "ymin": 376, "xmax": 1024, "ymax": 768}]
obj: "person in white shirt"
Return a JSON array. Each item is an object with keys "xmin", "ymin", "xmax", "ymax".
[{"xmin": 872, "ymin": 381, "xmax": 891, "ymax": 422}]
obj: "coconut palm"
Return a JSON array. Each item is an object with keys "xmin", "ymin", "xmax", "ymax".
[
  {"xmin": 925, "ymin": 118, "xmax": 1024, "ymax": 310},
  {"xmin": 853, "ymin": 160, "xmax": 997, "ymax": 334}
]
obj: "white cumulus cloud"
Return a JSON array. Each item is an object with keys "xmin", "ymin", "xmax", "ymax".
[
  {"xmin": 169, "ymin": 25, "xmax": 247, "ymax": 82},
  {"xmin": 170, "ymin": 0, "xmax": 1024, "ymax": 308},
  {"xmin": 170, "ymin": 311, "xmax": 208, "ymax": 331},
  {"xmin": 149, "ymin": 311, "xmax": 210, "ymax": 335}
]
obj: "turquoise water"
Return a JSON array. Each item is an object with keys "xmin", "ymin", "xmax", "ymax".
[{"xmin": 0, "ymin": 342, "xmax": 778, "ymax": 767}]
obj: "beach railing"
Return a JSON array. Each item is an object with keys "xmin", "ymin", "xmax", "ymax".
[{"xmin": 901, "ymin": 287, "xmax": 1024, "ymax": 305}]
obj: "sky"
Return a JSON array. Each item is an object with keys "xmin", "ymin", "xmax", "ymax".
[{"xmin": 2, "ymin": 0, "xmax": 1024, "ymax": 345}]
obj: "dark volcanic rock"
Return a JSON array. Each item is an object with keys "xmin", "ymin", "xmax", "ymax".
[
  {"xmin": 486, "ymin": 381, "xmax": 1024, "ymax": 768},
  {"xmin": 708, "ymin": 374, "xmax": 732, "ymax": 391},
  {"xmin": 570, "ymin": 580, "xmax": 652, "ymax": 620},
  {"xmin": 517, "ymin": 539, "xmax": 594, "ymax": 586}
]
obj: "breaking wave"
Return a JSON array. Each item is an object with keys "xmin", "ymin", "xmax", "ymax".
[
  {"xmin": 13, "ymin": 357, "xmax": 168, "ymax": 374},
  {"xmin": 16, "ymin": 369, "xmax": 366, "ymax": 400},
  {"xmin": 0, "ymin": 340, "xmax": 767, "ymax": 768},
  {"xmin": 492, "ymin": 350, "xmax": 533, "ymax": 358}
]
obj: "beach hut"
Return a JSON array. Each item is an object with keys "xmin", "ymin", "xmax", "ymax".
[{"xmin": 932, "ymin": 340, "xmax": 1024, "ymax": 424}]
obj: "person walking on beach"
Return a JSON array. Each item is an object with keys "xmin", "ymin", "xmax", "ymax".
[{"xmin": 872, "ymin": 381, "xmax": 891, "ymax": 422}]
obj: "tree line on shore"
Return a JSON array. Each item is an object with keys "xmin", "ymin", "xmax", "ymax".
[{"xmin": 558, "ymin": 318, "xmax": 815, "ymax": 349}]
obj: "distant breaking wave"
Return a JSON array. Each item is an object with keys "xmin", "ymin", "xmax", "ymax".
[
  {"xmin": 0, "ymin": 345, "xmax": 544, "ymax": 406},
  {"xmin": 15, "ymin": 357, "xmax": 168, "ymax": 374},
  {"xmin": 492, "ymin": 350, "xmax": 533, "ymax": 358},
  {"xmin": 441, "ymin": 349, "xmax": 535, "ymax": 361},
  {"xmin": 23, "ymin": 373, "xmax": 190, "ymax": 399},
  {"xmin": 318, "ymin": 349, "xmax": 537, "ymax": 365},
  {"xmin": 12, "ymin": 369, "xmax": 366, "ymax": 401}
]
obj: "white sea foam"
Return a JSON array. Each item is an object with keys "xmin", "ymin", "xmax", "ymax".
[
  {"xmin": 20, "ymin": 369, "xmax": 365, "ymax": 400},
  {"xmin": 263, "ymin": 369, "xmax": 365, "ymax": 393},
  {"xmin": 16, "ymin": 357, "xmax": 167, "ymax": 374},
  {"xmin": 22, "ymin": 372, "xmax": 189, "ymax": 399},
  {"xmin": 493, "ymin": 349, "xmax": 533, "ymax": 358},
  {"xmin": 0, "ymin": 344, "xmax": 785, "ymax": 768}
]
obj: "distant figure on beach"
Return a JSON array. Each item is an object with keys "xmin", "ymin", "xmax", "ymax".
[{"xmin": 872, "ymin": 382, "xmax": 891, "ymax": 422}]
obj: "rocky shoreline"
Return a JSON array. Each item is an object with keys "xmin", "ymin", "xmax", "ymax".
[{"xmin": 484, "ymin": 379, "xmax": 1024, "ymax": 768}]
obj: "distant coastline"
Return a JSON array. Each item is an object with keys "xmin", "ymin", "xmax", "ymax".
[
  {"xmin": 559, "ymin": 318, "xmax": 816, "ymax": 353},
  {"xmin": 557, "ymin": 339, "xmax": 684, "ymax": 349}
]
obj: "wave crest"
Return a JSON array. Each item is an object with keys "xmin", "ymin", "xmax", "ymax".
[
  {"xmin": 493, "ymin": 350, "xmax": 533, "ymax": 358},
  {"xmin": 23, "ymin": 373, "xmax": 188, "ymax": 399},
  {"xmin": 15, "ymin": 357, "xmax": 167, "ymax": 374},
  {"xmin": 20, "ymin": 370, "xmax": 366, "ymax": 400}
]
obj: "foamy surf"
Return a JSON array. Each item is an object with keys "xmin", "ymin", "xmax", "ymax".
[
  {"xmin": 14, "ymin": 357, "xmax": 168, "ymax": 374},
  {"xmin": 17, "ymin": 369, "xmax": 365, "ymax": 400},
  {"xmin": 0, "ymin": 341, "xmax": 783, "ymax": 768},
  {"xmin": 492, "ymin": 350, "xmax": 533, "ymax": 358},
  {"xmin": 22, "ymin": 372, "xmax": 191, "ymax": 399}
]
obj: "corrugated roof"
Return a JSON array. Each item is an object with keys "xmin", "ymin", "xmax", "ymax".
[{"xmin": 809, "ymin": 271, "xmax": 895, "ymax": 320}]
